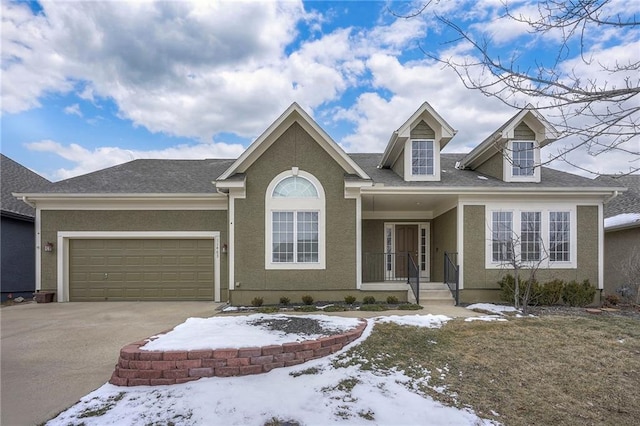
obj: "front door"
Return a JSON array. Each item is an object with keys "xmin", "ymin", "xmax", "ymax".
[{"xmin": 395, "ymin": 225, "xmax": 418, "ymax": 278}]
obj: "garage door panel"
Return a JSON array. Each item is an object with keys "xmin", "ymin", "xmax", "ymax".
[{"xmin": 69, "ymin": 238, "xmax": 214, "ymax": 301}]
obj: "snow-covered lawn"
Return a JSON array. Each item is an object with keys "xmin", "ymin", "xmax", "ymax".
[{"xmin": 46, "ymin": 314, "xmax": 499, "ymax": 426}]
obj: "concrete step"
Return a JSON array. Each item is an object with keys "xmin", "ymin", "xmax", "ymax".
[
  {"xmin": 420, "ymin": 289, "xmax": 452, "ymax": 298},
  {"xmin": 419, "ymin": 297, "xmax": 456, "ymax": 306},
  {"xmin": 421, "ymin": 282, "xmax": 450, "ymax": 291}
]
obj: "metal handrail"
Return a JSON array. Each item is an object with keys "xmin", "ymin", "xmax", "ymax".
[
  {"xmin": 362, "ymin": 252, "xmax": 420, "ymax": 302},
  {"xmin": 444, "ymin": 252, "xmax": 459, "ymax": 306}
]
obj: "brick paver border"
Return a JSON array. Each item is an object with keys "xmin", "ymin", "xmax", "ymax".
[{"xmin": 110, "ymin": 319, "xmax": 367, "ymax": 386}]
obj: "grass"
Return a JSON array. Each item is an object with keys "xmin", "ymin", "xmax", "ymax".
[{"xmin": 335, "ymin": 315, "xmax": 640, "ymax": 426}]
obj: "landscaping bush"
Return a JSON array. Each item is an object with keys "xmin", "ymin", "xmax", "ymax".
[
  {"xmin": 562, "ymin": 280, "xmax": 597, "ymax": 307},
  {"xmin": 359, "ymin": 304, "xmax": 388, "ymax": 311},
  {"xmin": 397, "ymin": 303, "xmax": 423, "ymax": 310},
  {"xmin": 362, "ymin": 296, "xmax": 376, "ymax": 305},
  {"xmin": 301, "ymin": 295, "xmax": 314, "ymax": 305},
  {"xmin": 279, "ymin": 296, "xmax": 290, "ymax": 306},
  {"xmin": 344, "ymin": 295, "xmax": 357, "ymax": 305},
  {"xmin": 294, "ymin": 305, "xmax": 318, "ymax": 312},
  {"xmin": 498, "ymin": 274, "xmax": 542, "ymax": 306},
  {"xmin": 323, "ymin": 305, "xmax": 348, "ymax": 312},
  {"xmin": 539, "ymin": 279, "xmax": 564, "ymax": 305},
  {"xmin": 603, "ymin": 294, "xmax": 620, "ymax": 307},
  {"xmin": 386, "ymin": 295, "xmax": 399, "ymax": 304},
  {"xmin": 251, "ymin": 297, "xmax": 264, "ymax": 307}
]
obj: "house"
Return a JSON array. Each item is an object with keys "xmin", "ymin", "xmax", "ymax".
[
  {"xmin": 597, "ymin": 175, "xmax": 640, "ymax": 299},
  {"xmin": 14, "ymin": 103, "xmax": 624, "ymax": 305},
  {"xmin": 1, "ymin": 154, "xmax": 51, "ymax": 301}
]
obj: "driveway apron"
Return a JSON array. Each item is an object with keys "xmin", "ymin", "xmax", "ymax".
[{"xmin": 0, "ymin": 301, "xmax": 220, "ymax": 426}]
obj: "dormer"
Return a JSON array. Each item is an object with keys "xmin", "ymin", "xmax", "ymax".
[
  {"xmin": 458, "ymin": 105, "xmax": 559, "ymax": 183},
  {"xmin": 378, "ymin": 102, "xmax": 457, "ymax": 182}
]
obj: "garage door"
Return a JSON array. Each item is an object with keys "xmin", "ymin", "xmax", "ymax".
[{"xmin": 69, "ymin": 239, "xmax": 214, "ymax": 301}]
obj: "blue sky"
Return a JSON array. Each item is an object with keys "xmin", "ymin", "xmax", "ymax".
[{"xmin": 2, "ymin": 0, "xmax": 638, "ymax": 181}]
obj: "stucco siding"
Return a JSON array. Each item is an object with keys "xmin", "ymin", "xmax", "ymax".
[
  {"xmin": 475, "ymin": 152, "xmax": 503, "ymax": 181},
  {"xmin": 461, "ymin": 204, "xmax": 601, "ymax": 303},
  {"xmin": 432, "ymin": 207, "xmax": 457, "ymax": 282},
  {"xmin": 604, "ymin": 227, "xmax": 640, "ymax": 296},
  {"xmin": 233, "ymin": 122, "xmax": 357, "ymax": 299},
  {"xmin": 40, "ymin": 210, "xmax": 228, "ymax": 298}
]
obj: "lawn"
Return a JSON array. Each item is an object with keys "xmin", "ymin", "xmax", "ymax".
[{"xmin": 46, "ymin": 310, "xmax": 639, "ymax": 426}]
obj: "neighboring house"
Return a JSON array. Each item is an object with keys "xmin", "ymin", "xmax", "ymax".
[
  {"xmin": 1, "ymin": 154, "xmax": 51, "ymax": 301},
  {"xmin": 597, "ymin": 175, "xmax": 640, "ymax": 298},
  {"xmin": 15, "ymin": 103, "xmax": 623, "ymax": 305}
]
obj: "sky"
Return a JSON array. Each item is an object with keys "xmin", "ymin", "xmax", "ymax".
[{"xmin": 2, "ymin": 0, "xmax": 638, "ymax": 182}]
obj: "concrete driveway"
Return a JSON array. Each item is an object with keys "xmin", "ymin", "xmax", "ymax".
[{"xmin": 0, "ymin": 301, "xmax": 222, "ymax": 426}]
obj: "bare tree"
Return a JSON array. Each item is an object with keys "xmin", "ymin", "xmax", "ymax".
[{"xmin": 391, "ymin": 0, "xmax": 639, "ymax": 175}]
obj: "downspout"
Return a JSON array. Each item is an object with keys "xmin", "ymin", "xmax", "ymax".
[
  {"xmin": 21, "ymin": 196, "xmax": 36, "ymax": 208},
  {"xmin": 604, "ymin": 190, "xmax": 619, "ymax": 204}
]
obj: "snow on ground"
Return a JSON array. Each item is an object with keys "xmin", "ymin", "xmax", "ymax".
[
  {"xmin": 376, "ymin": 314, "xmax": 451, "ymax": 328},
  {"xmin": 47, "ymin": 317, "xmax": 498, "ymax": 426},
  {"xmin": 465, "ymin": 316, "xmax": 508, "ymax": 322},
  {"xmin": 466, "ymin": 303, "xmax": 519, "ymax": 315},
  {"xmin": 143, "ymin": 314, "xmax": 361, "ymax": 351},
  {"xmin": 604, "ymin": 213, "xmax": 640, "ymax": 229}
]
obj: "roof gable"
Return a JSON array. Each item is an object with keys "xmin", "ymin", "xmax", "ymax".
[
  {"xmin": 379, "ymin": 102, "xmax": 457, "ymax": 168},
  {"xmin": 217, "ymin": 103, "xmax": 369, "ymax": 181},
  {"xmin": 459, "ymin": 104, "xmax": 560, "ymax": 170}
]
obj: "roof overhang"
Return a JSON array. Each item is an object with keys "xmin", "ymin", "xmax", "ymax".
[
  {"xmin": 360, "ymin": 186, "xmax": 623, "ymax": 197},
  {"xmin": 379, "ymin": 102, "xmax": 457, "ymax": 168},
  {"xmin": 217, "ymin": 103, "xmax": 369, "ymax": 181},
  {"xmin": 459, "ymin": 105, "xmax": 560, "ymax": 170}
]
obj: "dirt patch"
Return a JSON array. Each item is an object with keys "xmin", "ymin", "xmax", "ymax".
[
  {"xmin": 529, "ymin": 304, "xmax": 640, "ymax": 320},
  {"xmin": 248, "ymin": 316, "xmax": 347, "ymax": 337}
]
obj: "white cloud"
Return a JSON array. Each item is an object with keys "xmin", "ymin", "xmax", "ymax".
[
  {"xmin": 63, "ymin": 103, "xmax": 82, "ymax": 117},
  {"xmin": 26, "ymin": 139, "xmax": 245, "ymax": 181}
]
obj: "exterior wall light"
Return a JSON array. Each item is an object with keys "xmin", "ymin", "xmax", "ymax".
[{"xmin": 222, "ymin": 243, "xmax": 228, "ymax": 254}]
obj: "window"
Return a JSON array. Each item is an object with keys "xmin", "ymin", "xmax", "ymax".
[
  {"xmin": 512, "ymin": 141, "xmax": 535, "ymax": 176},
  {"xmin": 486, "ymin": 205, "xmax": 575, "ymax": 268},
  {"xmin": 266, "ymin": 171, "xmax": 325, "ymax": 269},
  {"xmin": 549, "ymin": 211, "xmax": 570, "ymax": 262},
  {"xmin": 492, "ymin": 211, "xmax": 513, "ymax": 262},
  {"xmin": 521, "ymin": 211, "xmax": 541, "ymax": 261},
  {"xmin": 411, "ymin": 140, "xmax": 434, "ymax": 175}
]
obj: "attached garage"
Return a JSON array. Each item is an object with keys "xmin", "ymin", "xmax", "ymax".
[
  {"xmin": 69, "ymin": 239, "xmax": 215, "ymax": 301},
  {"xmin": 54, "ymin": 231, "xmax": 221, "ymax": 302}
]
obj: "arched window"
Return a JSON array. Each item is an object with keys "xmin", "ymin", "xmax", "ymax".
[{"xmin": 265, "ymin": 170, "xmax": 325, "ymax": 269}]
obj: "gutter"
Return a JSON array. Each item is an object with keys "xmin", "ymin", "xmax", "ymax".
[{"xmin": 604, "ymin": 190, "xmax": 619, "ymax": 204}]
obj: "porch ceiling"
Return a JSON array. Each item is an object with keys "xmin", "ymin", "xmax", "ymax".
[{"xmin": 361, "ymin": 193, "xmax": 457, "ymax": 217}]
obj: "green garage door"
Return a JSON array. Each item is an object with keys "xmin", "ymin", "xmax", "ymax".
[{"xmin": 69, "ymin": 239, "xmax": 214, "ymax": 301}]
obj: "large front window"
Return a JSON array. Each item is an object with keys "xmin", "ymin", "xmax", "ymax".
[
  {"xmin": 488, "ymin": 207, "xmax": 574, "ymax": 267},
  {"xmin": 266, "ymin": 171, "xmax": 325, "ymax": 269},
  {"xmin": 411, "ymin": 140, "xmax": 434, "ymax": 175}
]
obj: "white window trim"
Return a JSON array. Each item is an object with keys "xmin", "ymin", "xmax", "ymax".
[
  {"xmin": 404, "ymin": 139, "xmax": 440, "ymax": 181},
  {"xmin": 485, "ymin": 204, "xmax": 577, "ymax": 269},
  {"xmin": 503, "ymin": 140, "xmax": 541, "ymax": 183},
  {"xmin": 265, "ymin": 169, "xmax": 326, "ymax": 270}
]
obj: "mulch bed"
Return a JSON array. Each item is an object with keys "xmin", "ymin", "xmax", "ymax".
[
  {"xmin": 249, "ymin": 316, "xmax": 350, "ymax": 337},
  {"xmin": 527, "ymin": 304, "xmax": 640, "ymax": 320}
]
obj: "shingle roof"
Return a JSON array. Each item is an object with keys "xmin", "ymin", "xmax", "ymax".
[
  {"xmin": 40, "ymin": 159, "xmax": 235, "ymax": 194},
  {"xmin": 1, "ymin": 154, "xmax": 51, "ymax": 218},
  {"xmin": 350, "ymin": 153, "xmax": 621, "ymax": 190},
  {"xmin": 596, "ymin": 175, "xmax": 640, "ymax": 218}
]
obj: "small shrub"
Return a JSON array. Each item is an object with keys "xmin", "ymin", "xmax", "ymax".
[
  {"xmin": 251, "ymin": 297, "xmax": 264, "ymax": 307},
  {"xmin": 257, "ymin": 306, "xmax": 279, "ymax": 314},
  {"xmin": 397, "ymin": 303, "xmax": 423, "ymax": 310},
  {"xmin": 359, "ymin": 304, "xmax": 388, "ymax": 311},
  {"xmin": 301, "ymin": 295, "xmax": 314, "ymax": 305},
  {"xmin": 562, "ymin": 279, "xmax": 597, "ymax": 307},
  {"xmin": 603, "ymin": 294, "xmax": 620, "ymax": 307},
  {"xmin": 539, "ymin": 279, "xmax": 564, "ymax": 305},
  {"xmin": 323, "ymin": 305, "xmax": 348, "ymax": 312},
  {"xmin": 279, "ymin": 296, "xmax": 290, "ymax": 306},
  {"xmin": 344, "ymin": 295, "xmax": 357, "ymax": 305},
  {"xmin": 498, "ymin": 274, "xmax": 542, "ymax": 306},
  {"xmin": 362, "ymin": 296, "xmax": 376, "ymax": 305},
  {"xmin": 386, "ymin": 295, "xmax": 399, "ymax": 304},
  {"xmin": 294, "ymin": 305, "xmax": 318, "ymax": 312}
]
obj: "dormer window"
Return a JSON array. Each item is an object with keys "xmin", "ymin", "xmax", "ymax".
[
  {"xmin": 504, "ymin": 139, "xmax": 541, "ymax": 183},
  {"xmin": 412, "ymin": 140, "xmax": 434, "ymax": 175},
  {"xmin": 512, "ymin": 141, "xmax": 535, "ymax": 176}
]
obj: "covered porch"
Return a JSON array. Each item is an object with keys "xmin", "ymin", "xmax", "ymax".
[{"xmin": 360, "ymin": 191, "xmax": 461, "ymax": 305}]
